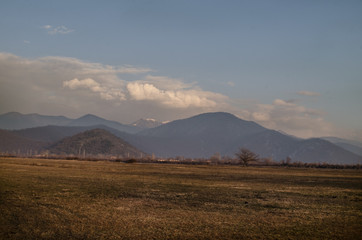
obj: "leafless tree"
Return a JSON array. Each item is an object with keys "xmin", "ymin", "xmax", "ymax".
[{"xmin": 235, "ymin": 148, "xmax": 258, "ymax": 166}]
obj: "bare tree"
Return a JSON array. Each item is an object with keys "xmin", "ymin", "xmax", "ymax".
[{"xmin": 235, "ymin": 148, "xmax": 258, "ymax": 166}]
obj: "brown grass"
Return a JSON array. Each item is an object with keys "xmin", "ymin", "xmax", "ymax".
[{"xmin": 1, "ymin": 157, "xmax": 361, "ymax": 239}]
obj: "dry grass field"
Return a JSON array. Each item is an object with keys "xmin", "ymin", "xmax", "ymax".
[{"xmin": 1, "ymin": 157, "xmax": 361, "ymax": 239}]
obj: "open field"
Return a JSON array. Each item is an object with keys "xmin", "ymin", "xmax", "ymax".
[{"xmin": 1, "ymin": 157, "xmax": 361, "ymax": 239}]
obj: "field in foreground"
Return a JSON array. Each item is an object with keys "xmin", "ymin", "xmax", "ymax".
[{"xmin": 1, "ymin": 158, "xmax": 361, "ymax": 240}]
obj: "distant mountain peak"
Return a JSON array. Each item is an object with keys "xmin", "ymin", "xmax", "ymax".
[
  {"xmin": 138, "ymin": 111, "xmax": 267, "ymax": 139},
  {"xmin": 188, "ymin": 112, "xmax": 255, "ymax": 124},
  {"xmin": 184, "ymin": 112, "xmax": 264, "ymax": 128},
  {"xmin": 78, "ymin": 114, "xmax": 102, "ymax": 119},
  {"xmin": 2, "ymin": 111, "xmax": 22, "ymax": 116},
  {"xmin": 145, "ymin": 118, "xmax": 156, "ymax": 122},
  {"xmin": 195, "ymin": 112, "xmax": 238, "ymax": 118},
  {"xmin": 68, "ymin": 114, "xmax": 141, "ymax": 134},
  {"xmin": 132, "ymin": 118, "xmax": 162, "ymax": 129}
]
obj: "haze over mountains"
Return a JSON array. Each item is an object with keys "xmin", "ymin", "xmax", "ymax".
[
  {"xmin": 0, "ymin": 112, "xmax": 142, "ymax": 133},
  {"xmin": 321, "ymin": 137, "xmax": 362, "ymax": 157},
  {"xmin": 0, "ymin": 112, "xmax": 361, "ymax": 165},
  {"xmin": 0, "ymin": 112, "xmax": 72, "ymax": 129}
]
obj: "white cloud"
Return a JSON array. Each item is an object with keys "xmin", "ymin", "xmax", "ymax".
[
  {"xmin": 63, "ymin": 78, "xmax": 125, "ymax": 101},
  {"xmin": 297, "ymin": 91, "xmax": 320, "ymax": 97},
  {"xmin": 63, "ymin": 78, "xmax": 101, "ymax": 90},
  {"xmin": 126, "ymin": 81, "xmax": 226, "ymax": 108},
  {"xmin": 273, "ymin": 99, "xmax": 295, "ymax": 107},
  {"xmin": 42, "ymin": 25, "xmax": 74, "ymax": 35},
  {"xmin": 243, "ymin": 98, "xmax": 333, "ymax": 138},
  {"xmin": 61, "ymin": 73, "xmax": 226, "ymax": 109},
  {"xmin": 123, "ymin": 74, "xmax": 228, "ymax": 109},
  {"xmin": 144, "ymin": 75, "xmax": 194, "ymax": 90}
]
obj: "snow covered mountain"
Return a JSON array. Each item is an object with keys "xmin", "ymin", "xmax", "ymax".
[{"xmin": 131, "ymin": 118, "xmax": 163, "ymax": 129}]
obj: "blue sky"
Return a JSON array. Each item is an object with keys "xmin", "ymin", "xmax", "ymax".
[{"xmin": 1, "ymin": 0, "xmax": 361, "ymax": 141}]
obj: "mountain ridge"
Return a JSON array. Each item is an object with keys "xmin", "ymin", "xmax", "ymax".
[
  {"xmin": 0, "ymin": 112, "xmax": 72, "ymax": 130},
  {"xmin": 0, "ymin": 112, "xmax": 141, "ymax": 134},
  {"xmin": 1, "ymin": 111, "xmax": 361, "ymax": 164},
  {"xmin": 0, "ymin": 129, "xmax": 48, "ymax": 154},
  {"xmin": 66, "ymin": 114, "xmax": 141, "ymax": 133}
]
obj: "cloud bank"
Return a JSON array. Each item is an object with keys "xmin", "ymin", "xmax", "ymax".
[
  {"xmin": 0, "ymin": 52, "xmax": 356, "ymax": 141},
  {"xmin": 63, "ymin": 78, "xmax": 125, "ymax": 101},
  {"xmin": 238, "ymin": 98, "xmax": 333, "ymax": 139},
  {"xmin": 0, "ymin": 52, "xmax": 228, "ymax": 122},
  {"xmin": 126, "ymin": 81, "xmax": 226, "ymax": 108}
]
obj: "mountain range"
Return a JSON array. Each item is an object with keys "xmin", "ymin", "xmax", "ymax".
[
  {"xmin": 0, "ymin": 112, "xmax": 72, "ymax": 129},
  {"xmin": 0, "ymin": 111, "xmax": 361, "ymax": 164},
  {"xmin": 0, "ymin": 112, "xmax": 152, "ymax": 133}
]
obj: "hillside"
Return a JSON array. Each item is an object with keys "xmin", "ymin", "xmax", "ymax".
[
  {"xmin": 322, "ymin": 137, "xmax": 362, "ymax": 156},
  {"xmin": 0, "ymin": 129, "xmax": 47, "ymax": 155},
  {"xmin": 13, "ymin": 125, "xmax": 94, "ymax": 142},
  {"xmin": 11, "ymin": 124, "xmax": 133, "ymax": 144},
  {"xmin": 288, "ymin": 138, "xmax": 362, "ymax": 164},
  {"xmin": 48, "ymin": 129, "xmax": 144, "ymax": 158},
  {"xmin": 242, "ymin": 130, "xmax": 362, "ymax": 164}
]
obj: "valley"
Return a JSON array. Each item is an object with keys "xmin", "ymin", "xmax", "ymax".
[{"xmin": 1, "ymin": 157, "xmax": 361, "ymax": 239}]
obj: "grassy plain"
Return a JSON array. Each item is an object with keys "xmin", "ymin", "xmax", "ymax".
[{"xmin": 1, "ymin": 157, "xmax": 361, "ymax": 239}]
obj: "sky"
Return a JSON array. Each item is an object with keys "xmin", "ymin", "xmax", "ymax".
[{"xmin": 0, "ymin": 0, "xmax": 361, "ymax": 141}]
